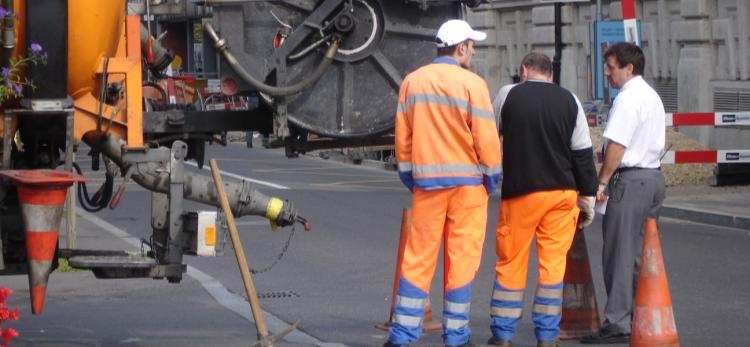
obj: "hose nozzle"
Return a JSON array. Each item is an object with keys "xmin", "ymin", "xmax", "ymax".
[{"xmin": 265, "ymin": 197, "xmax": 310, "ymax": 231}]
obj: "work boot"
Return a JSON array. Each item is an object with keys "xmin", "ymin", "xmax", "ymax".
[
  {"xmin": 486, "ymin": 336, "xmax": 512, "ymax": 346},
  {"xmin": 580, "ymin": 325, "xmax": 630, "ymax": 344},
  {"xmin": 445, "ymin": 341, "xmax": 475, "ymax": 347},
  {"xmin": 536, "ymin": 340, "xmax": 558, "ymax": 347},
  {"xmin": 383, "ymin": 341, "xmax": 406, "ymax": 347}
]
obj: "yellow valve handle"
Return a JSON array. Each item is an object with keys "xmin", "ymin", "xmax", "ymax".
[{"xmin": 265, "ymin": 197, "xmax": 284, "ymax": 231}]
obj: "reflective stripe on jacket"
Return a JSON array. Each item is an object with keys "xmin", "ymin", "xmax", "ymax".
[{"xmin": 395, "ymin": 57, "xmax": 502, "ymax": 192}]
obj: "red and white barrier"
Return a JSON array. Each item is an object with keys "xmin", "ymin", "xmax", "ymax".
[
  {"xmin": 661, "ymin": 150, "xmax": 750, "ymax": 164},
  {"xmin": 594, "ymin": 111, "xmax": 750, "ymax": 164},
  {"xmin": 666, "ymin": 112, "xmax": 750, "ymax": 127}
]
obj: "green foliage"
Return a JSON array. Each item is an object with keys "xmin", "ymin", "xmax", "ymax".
[
  {"xmin": 56, "ymin": 258, "xmax": 83, "ymax": 273},
  {"xmin": 0, "ymin": 42, "xmax": 48, "ymax": 103}
]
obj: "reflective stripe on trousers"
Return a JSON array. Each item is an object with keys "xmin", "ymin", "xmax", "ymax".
[
  {"xmin": 489, "ymin": 282, "xmax": 524, "ymax": 341},
  {"xmin": 443, "ymin": 283, "xmax": 472, "ymax": 346},
  {"xmin": 532, "ymin": 283, "xmax": 563, "ymax": 342},
  {"xmin": 388, "ymin": 278, "xmax": 427, "ymax": 345}
]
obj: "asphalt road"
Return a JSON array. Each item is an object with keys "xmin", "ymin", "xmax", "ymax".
[{"xmin": 24, "ymin": 144, "xmax": 750, "ymax": 346}]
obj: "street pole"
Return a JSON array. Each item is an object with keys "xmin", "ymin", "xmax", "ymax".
[{"xmin": 553, "ymin": 2, "xmax": 563, "ymax": 85}]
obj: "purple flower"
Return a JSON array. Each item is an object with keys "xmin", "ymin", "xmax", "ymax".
[
  {"xmin": 0, "ymin": 7, "xmax": 7, "ymax": 18},
  {"xmin": 1, "ymin": 67, "xmax": 8, "ymax": 79},
  {"xmin": 11, "ymin": 82, "xmax": 21, "ymax": 95},
  {"xmin": 30, "ymin": 42, "xmax": 42, "ymax": 54}
]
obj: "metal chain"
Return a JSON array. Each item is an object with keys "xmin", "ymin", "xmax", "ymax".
[
  {"xmin": 257, "ymin": 290, "xmax": 301, "ymax": 300},
  {"xmin": 216, "ymin": 210, "xmax": 297, "ymax": 274},
  {"xmin": 250, "ymin": 224, "xmax": 296, "ymax": 274}
]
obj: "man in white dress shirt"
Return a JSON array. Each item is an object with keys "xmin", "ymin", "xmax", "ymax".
[{"xmin": 581, "ymin": 42, "xmax": 667, "ymax": 344}]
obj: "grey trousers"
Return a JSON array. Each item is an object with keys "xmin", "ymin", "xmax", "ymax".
[{"xmin": 601, "ymin": 168, "xmax": 665, "ymax": 333}]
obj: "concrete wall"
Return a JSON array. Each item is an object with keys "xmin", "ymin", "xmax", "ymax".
[{"xmin": 468, "ymin": 0, "xmax": 750, "ymax": 150}]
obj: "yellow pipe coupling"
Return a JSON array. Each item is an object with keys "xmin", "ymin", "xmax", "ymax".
[{"xmin": 265, "ymin": 197, "xmax": 285, "ymax": 231}]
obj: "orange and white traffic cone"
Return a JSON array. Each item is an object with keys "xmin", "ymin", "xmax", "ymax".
[
  {"xmin": 375, "ymin": 208, "xmax": 441, "ymax": 332},
  {"xmin": 630, "ymin": 218, "xmax": 679, "ymax": 346},
  {"xmin": 1, "ymin": 170, "xmax": 84, "ymax": 315},
  {"xmin": 558, "ymin": 227, "xmax": 601, "ymax": 339}
]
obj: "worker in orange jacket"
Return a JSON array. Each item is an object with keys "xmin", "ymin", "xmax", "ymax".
[
  {"xmin": 385, "ymin": 19, "xmax": 502, "ymax": 347},
  {"xmin": 487, "ymin": 53, "xmax": 597, "ymax": 347}
]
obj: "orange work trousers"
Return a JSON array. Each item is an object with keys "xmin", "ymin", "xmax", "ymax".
[
  {"xmin": 490, "ymin": 189, "xmax": 579, "ymax": 342},
  {"xmin": 402, "ymin": 184, "xmax": 489, "ymax": 293},
  {"xmin": 495, "ymin": 189, "xmax": 579, "ymax": 289},
  {"xmin": 390, "ymin": 185, "xmax": 488, "ymax": 345}
]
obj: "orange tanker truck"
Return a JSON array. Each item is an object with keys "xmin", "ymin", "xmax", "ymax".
[{"xmin": 0, "ymin": 0, "xmax": 481, "ymax": 315}]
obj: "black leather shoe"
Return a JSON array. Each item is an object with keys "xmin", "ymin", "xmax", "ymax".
[
  {"xmin": 383, "ymin": 341, "xmax": 406, "ymax": 347},
  {"xmin": 446, "ymin": 341, "xmax": 475, "ymax": 347},
  {"xmin": 580, "ymin": 326, "xmax": 631, "ymax": 344},
  {"xmin": 487, "ymin": 336, "xmax": 512, "ymax": 347}
]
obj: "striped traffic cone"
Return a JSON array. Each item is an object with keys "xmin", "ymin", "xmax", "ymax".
[
  {"xmin": 0, "ymin": 170, "xmax": 84, "ymax": 315},
  {"xmin": 631, "ymin": 218, "xmax": 679, "ymax": 347},
  {"xmin": 558, "ymin": 228, "xmax": 601, "ymax": 339}
]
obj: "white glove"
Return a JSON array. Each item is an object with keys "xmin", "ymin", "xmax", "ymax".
[{"xmin": 577, "ymin": 196, "xmax": 596, "ymax": 228}]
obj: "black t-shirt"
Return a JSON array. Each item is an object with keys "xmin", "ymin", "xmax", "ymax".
[{"xmin": 500, "ymin": 81, "xmax": 596, "ymax": 198}]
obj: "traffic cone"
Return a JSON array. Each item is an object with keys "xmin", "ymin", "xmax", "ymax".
[
  {"xmin": 558, "ymin": 227, "xmax": 601, "ymax": 339},
  {"xmin": 0, "ymin": 170, "xmax": 84, "ymax": 315},
  {"xmin": 631, "ymin": 218, "xmax": 679, "ymax": 347},
  {"xmin": 375, "ymin": 208, "xmax": 441, "ymax": 332}
]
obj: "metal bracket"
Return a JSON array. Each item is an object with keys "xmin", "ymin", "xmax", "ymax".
[
  {"xmin": 2, "ymin": 114, "xmax": 11, "ymax": 170},
  {"xmin": 0, "ymin": 105, "xmax": 77, "ymax": 263},
  {"xmin": 165, "ymin": 140, "xmax": 188, "ymax": 282},
  {"xmin": 149, "ymin": 264, "xmax": 187, "ymax": 279}
]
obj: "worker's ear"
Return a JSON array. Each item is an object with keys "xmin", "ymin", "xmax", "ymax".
[
  {"xmin": 457, "ymin": 41, "xmax": 467, "ymax": 56},
  {"xmin": 625, "ymin": 63, "xmax": 634, "ymax": 76}
]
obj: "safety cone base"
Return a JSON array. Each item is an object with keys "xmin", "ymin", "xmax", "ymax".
[
  {"xmin": 0, "ymin": 169, "xmax": 85, "ymax": 186},
  {"xmin": 374, "ymin": 320, "xmax": 442, "ymax": 333}
]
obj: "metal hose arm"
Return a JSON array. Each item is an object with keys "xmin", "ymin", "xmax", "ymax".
[
  {"xmin": 204, "ymin": 22, "xmax": 340, "ymax": 97},
  {"xmin": 82, "ymin": 131, "xmax": 305, "ymax": 228}
]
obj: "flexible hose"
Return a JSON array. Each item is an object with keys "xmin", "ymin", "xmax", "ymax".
[
  {"xmin": 73, "ymin": 162, "xmax": 114, "ymax": 212},
  {"xmin": 203, "ymin": 22, "xmax": 340, "ymax": 97}
]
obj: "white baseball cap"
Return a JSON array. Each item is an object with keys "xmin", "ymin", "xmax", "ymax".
[{"xmin": 435, "ymin": 19, "xmax": 487, "ymax": 48}]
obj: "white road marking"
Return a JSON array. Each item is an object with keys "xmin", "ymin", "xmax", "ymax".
[
  {"xmin": 184, "ymin": 161, "xmax": 290, "ymax": 190},
  {"xmin": 77, "ymin": 209, "xmax": 336, "ymax": 346}
]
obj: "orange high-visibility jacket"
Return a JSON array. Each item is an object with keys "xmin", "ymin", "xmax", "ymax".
[{"xmin": 396, "ymin": 57, "xmax": 502, "ymax": 193}]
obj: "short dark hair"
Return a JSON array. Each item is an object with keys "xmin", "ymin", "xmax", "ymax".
[
  {"xmin": 437, "ymin": 44, "xmax": 459, "ymax": 57},
  {"xmin": 520, "ymin": 52, "xmax": 552, "ymax": 76},
  {"xmin": 604, "ymin": 42, "xmax": 645, "ymax": 76},
  {"xmin": 436, "ymin": 39, "xmax": 474, "ymax": 56}
]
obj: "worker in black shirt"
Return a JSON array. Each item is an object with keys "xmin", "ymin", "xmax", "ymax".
[{"xmin": 487, "ymin": 52, "xmax": 597, "ymax": 347}]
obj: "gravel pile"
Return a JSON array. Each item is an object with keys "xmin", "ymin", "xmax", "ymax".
[{"xmin": 590, "ymin": 127, "xmax": 715, "ymax": 186}]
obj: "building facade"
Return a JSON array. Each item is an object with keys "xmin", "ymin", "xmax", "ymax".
[{"xmin": 468, "ymin": 0, "xmax": 750, "ymax": 149}]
